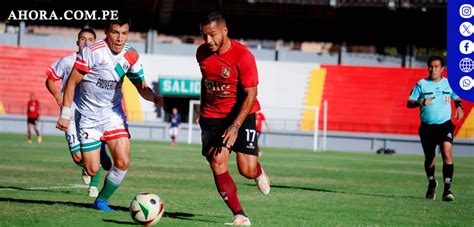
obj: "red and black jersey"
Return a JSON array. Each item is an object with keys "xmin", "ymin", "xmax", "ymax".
[
  {"xmin": 255, "ymin": 111, "xmax": 266, "ymax": 133},
  {"xmin": 27, "ymin": 100, "xmax": 40, "ymax": 118},
  {"xmin": 196, "ymin": 39, "xmax": 260, "ymax": 118}
]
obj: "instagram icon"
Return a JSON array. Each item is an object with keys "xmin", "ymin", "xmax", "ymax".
[{"xmin": 460, "ymin": 4, "xmax": 473, "ymax": 18}]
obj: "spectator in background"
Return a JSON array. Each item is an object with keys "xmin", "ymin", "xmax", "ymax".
[
  {"xmin": 255, "ymin": 110, "xmax": 270, "ymax": 156},
  {"xmin": 407, "ymin": 56, "xmax": 464, "ymax": 202},
  {"xmin": 27, "ymin": 93, "xmax": 42, "ymax": 144},
  {"xmin": 169, "ymin": 107, "xmax": 181, "ymax": 146}
]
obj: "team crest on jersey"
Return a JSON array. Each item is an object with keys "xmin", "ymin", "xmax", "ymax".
[
  {"xmin": 122, "ymin": 64, "xmax": 129, "ymax": 72},
  {"xmin": 221, "ymin": 67, "xmax": 230, "ymax": 78}
]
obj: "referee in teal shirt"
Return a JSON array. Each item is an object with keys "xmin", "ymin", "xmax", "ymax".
[{"xmin": 408, "ymin": 56, "xmax": 464, "ymax": 202}]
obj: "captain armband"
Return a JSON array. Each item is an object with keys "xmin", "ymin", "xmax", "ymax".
[{"xmin": 60, "ymin": 106, "xmax": 71, "ymax": 120}]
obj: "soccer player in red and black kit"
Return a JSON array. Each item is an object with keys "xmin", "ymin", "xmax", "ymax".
[
  {"xmin": 27, "ymin": 93, "xmax": 42, "ymax": 144},
  {"xmin": 196, "ymin": 12, "xmax": 270, "ymax": 225}
]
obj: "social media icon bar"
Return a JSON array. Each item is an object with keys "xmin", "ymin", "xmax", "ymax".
[
  {"xmin": 460, "ymin": 22, "xmax": 473, "ymax": 37},
  {"xmin": 460, "ymin": 4, "xmax": 473, "ymax": 19},
  {"xmin": 449, "ymin": 2, "xmax": 474, "ymax": 101}
]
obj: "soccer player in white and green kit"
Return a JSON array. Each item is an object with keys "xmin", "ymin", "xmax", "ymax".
[
  {"xmin": 407, "ymin": 56, "xmax": 464, "ymax": 202},
  {"xmin": 56, "ymin": 16, "xmax": 163, "ymax": 211},
  {"xmin": 45, "ymin": 28, "xmax": 111, "ymax": 197}
]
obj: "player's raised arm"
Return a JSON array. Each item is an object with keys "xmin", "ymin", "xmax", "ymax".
[{"xmin": 56, "ymin": 68, "xmax": 84, "ymax": 132}]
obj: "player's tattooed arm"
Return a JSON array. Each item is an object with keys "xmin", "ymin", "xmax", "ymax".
[{"xmin": 222, "ymin": 86, "xmax": 257, "ymax": 148}]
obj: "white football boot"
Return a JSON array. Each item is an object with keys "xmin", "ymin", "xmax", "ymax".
[
  {"xmin": 255, "ymin": 169, "xmax": 270, "ymax": 195},
  {"xmin": 224, "ymin": 214, "xmax": 251, "ymax": 226}
]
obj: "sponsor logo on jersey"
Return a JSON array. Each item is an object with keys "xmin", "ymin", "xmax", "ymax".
[
  {"xmin": 96, "ymin": 78, "xmax": 118, "ymax": 90},
  {"xmin": 205, "ymin": 79, "xmax": 231, "ymax": 96}
]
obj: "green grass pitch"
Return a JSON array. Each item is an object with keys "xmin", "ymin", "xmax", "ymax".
[{"xmin": 0, "ymin": 133, "xmax": 473, "ymax": 226}]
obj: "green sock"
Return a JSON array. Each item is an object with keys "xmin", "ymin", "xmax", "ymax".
[
  {"xmin": 90, "ymin": 168, "xmax": 101, "ymax": 188},
  {"xmin": 97, "ymin": 178, "xmax": 120, "ymax": 201}
]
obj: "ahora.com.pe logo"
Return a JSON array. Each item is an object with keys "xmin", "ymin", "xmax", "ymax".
[{"xmin": 7, "ymin": 10, "xmax": 119, "ymax": 21}]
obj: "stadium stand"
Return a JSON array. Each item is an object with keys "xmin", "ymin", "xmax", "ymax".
[
  {"xmin": 0, "ymin": 45, "xmax": 70, "ymax": 116},
  {"xmin": 320, "ymin": 65, "xmax": 474, "ymax": 137},
  {"xmin": 0, "ymin": 44, "xmax": 471, "ymax": 139}
]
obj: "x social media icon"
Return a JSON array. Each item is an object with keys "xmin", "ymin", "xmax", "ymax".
[{"xmin": 460, "ymin": 22, "xmax": 473, "ymax": 37}]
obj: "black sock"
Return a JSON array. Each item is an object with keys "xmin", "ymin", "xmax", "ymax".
[
  {"xmin": 233, "ymin": 210, "xmax": 246, "ymax": 216},
  {"xmin": 425, "ymin": 164, "xmax": 435, "ymax": 182},
  {"xmin": 443, "ymin": 164, "xmax": 454, "ymax": 193}
]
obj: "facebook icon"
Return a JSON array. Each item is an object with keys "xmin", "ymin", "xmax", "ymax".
[{"xmin": 459, "ymin": 40, "xmax": 474, "ymax": 54}]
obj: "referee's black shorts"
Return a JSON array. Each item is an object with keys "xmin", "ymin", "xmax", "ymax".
[
  {"xmin": 418, "ymin": 120, "xmax": 455, "ymax": 154},
  {"xmin": 199, "ymin": 113, "xmax": 258, "ymax": 157}
]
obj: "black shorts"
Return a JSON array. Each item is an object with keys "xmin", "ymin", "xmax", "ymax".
[
  {"xmin": 199, "ymin": 113, "xmax": 258, "ymax": 157},
  {"xmin": 418, "ymin": 120, "xmax": 455, "ymax": 153},
  {"xmin": 27, "ymin": 118, "xmax": 38, "ymax": 125}
]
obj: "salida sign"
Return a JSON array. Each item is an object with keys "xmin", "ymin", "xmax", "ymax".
[{"xmin": 159, "ymin": 78, "xmax": 200, "ymax": 97}]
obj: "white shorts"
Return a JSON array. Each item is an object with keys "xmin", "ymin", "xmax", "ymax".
[
  {"xmin": 77, "ymin": 111, "xmax": 130, "ymax": 153},
  {"xmin": 169, "ymin": 127, "xmax": 179, "ymax": 137}
]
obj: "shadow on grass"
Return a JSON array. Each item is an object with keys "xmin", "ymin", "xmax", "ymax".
[
  {"xmin": 102, "ymin": 219, "xmax": 136, "ymax": 225},
  {"xmin": 0, "ymin": 196, "xmax": 96, "ymax": 209},
  {"xmin": 0, "ymin": 197, "xmax": 218, "ymax": 223},
  {"xmin": 107, "ymin": 212, "xmax": 219, "ymax": 224},
  {"xmin": 245, "ymin": 183, "xmax": 421, "ymax": 200},
  {"xmin": 0, "ymin": 185, "xmax": 84, "ymax": 196}
]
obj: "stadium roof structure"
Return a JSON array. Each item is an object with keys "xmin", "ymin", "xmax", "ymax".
[{"xmin": 1, "ymin": 0, "xmax": 446, "ymax": 49}]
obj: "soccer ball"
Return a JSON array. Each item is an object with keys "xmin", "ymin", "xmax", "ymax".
[{"xmin": 129, "ymin": 192, "xmax": 165, "ymax": 226}]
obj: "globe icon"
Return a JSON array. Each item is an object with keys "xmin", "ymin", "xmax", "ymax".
[{"xmin": 459, "ymin": 57, "xmax": 473, "ymax": 73}]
